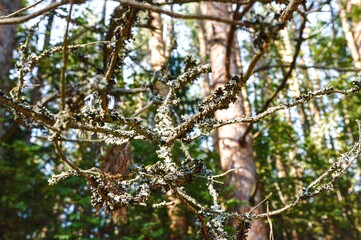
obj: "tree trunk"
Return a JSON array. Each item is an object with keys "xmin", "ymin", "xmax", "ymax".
[
  {"xmin": 100, "ymin": 143, "xmax": 131, "ymax": 223},
  {"xmin": 0, "ymin": 0, "xmax": 21, "ymax": 149},
  {"xmin": 338, "ymin": 0, "xmax": 361, "ymax": 70},
  {"xmin": 197, "ymin": 3, "xmax": 219, "ymax": 153},
  {"xmin": 350, "ymin": 1, "xmax": 361, "ymax": 64},
  {"xmin": 337, "ymin": 0, "xmax": 361, "ymax": 143},
  {"xmin": 149, "ymin": 12, "xmax": 166, "ymax": 71},
  {"xmin": 0, "ymin": 0, "xmax": 20, "ymax": 91},
  {"xmin": 276, "ymin": 28, "xmax": 307, "ymax": 190},
  {"xmin": 205, "ymin": 3, "xmax": 267, "ymax": 239},
  {"xmin": 277, "ymin": 28, "xmax": 310, "ymax": 136}
]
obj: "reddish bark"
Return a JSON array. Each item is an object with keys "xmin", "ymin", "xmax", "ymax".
[
  {"xmin": 0, "ymin": 0, "xmax": 21, "ymax": 147},
  {"xmin": 205, "ymin": 3, "xmax": 267, "ymax": 239},
  {"xmin": 0, "ymin": 0, "xmax": 21, "ymax": 91}
]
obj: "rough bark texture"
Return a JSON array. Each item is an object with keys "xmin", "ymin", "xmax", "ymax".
[
  {"xmin": 149, "ymin": 12, "xmax": 166, "ymax": 71},
  {"xmin": 205, "ymin": 3, "xmax": 267, "ymax": 239},
  {"xmin": 100, "ymin": 143, "xmax": 131, "ymax": 223},
  {"xmin": 0, "ymin": 0, "xmax": 21, "ymax": 147},
  {"xmin": 0, "ymin": 1, "xmax": 21, "ymax": 91},
  {"xmin": 148, "ymin": 11, "xmax": 168, "ymax": 96},
  {"xmin": 197, "ymin": 3, "xmax": 219, "ymax": 153}
]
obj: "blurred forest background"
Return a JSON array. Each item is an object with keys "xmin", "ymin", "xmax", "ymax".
[{"xmin": 0, "ymin": 0, "xmax": 360, "ymax": 239}]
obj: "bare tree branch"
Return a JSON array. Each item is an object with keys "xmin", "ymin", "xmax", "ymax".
[
  {"xmin": 240, "ymin": 13, "xmax": 307, "ymax": 143},
  {"xmin": 60, "ymin": 1, "xmax": 74, "ymax": 110},
  {"xmin": 0, "ymin": 0, "xmax": 67, "ymax": 25},
  {"xmin": 0, "ymin": 0, "xmax": 45, "ymax": 19},
  {"xmin": 117, "ymin": 0, "xmax": 253, "ymax": 27}
]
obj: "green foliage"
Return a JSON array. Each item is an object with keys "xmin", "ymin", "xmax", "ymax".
[
  {"xmin": 0, "ymin": 140, "xmax": 55, "ymax": 239},
  {"xmin": 351, "ymin": 5, "xmax": 361, "ymax": 22}
]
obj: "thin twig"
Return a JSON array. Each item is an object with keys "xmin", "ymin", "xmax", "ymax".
[
  {"xmin": 111, "ymin": 87, "xmax": 147, "ymax": 95},
  {"xmin": 182, "ymin": 82, "xmax": 361, "ymax": 144},
  {"xmin": 254, "ymin": 64, "xmax": 360, "ymax": 73},
  {"xmin": 0, "ymin": 92, "xmax": 154, "ymax": 140},
  {"xmin": 211, "ymin": 168, "xmax": 236, "ymax": 178},
  {"xmin": 248, "ymin": 193, "xmax": 272, "ymax": 214},
  {"xmin": 225, "ymin": 2, "xmax": 254, "ymax": 79},
  {"xmin": 0, "ymin": 0, "xmax": 67, "ymax": 25},
  {"xmin": 53, "ymin": 137, "xmax": 83, "ymax": 173},
  {"xmin": 36, "ymin": 136, "xmax": 105, "ymax": 144},
  {"xmin": 196, "ymin": 175, "xmax": 224, "ymax": 184},
  {"xmin": 17, "ymin": 40, "xmax": 110, "ymax": 98},
  {"xmin": 254, "ymin": 124, "xmax": 361, "ymax": 219},
  {"xmin": 173, "ymin": 188, "xmax": 212, "ymax": 240},
  {"xmin": 117, "ymin": 0, "xmax": 252, "ymax": 27},
  {"xmin": 53, "ymin": 137, "xmax": 113, "ymax": 206},
  {"xmin": 60, "ymin": 1, "xmax": 74, "ymax": 110},
  {"xmin": 131, "ymin": 101, "xmax": 154, "ymax": 117},
  {"xmin": 156, "ymin": 0, "xmax": 254, "ymax": 5},
  {"xmin": 180, "ymin": 141, "xmax": 192, "ymax": 159},
  {"xmin": 0, "ymin": 0, "xmax": 45, "ymax": 19},
  {"xmin": 240, "ymin": 16, "xmax": 307, "ymax": 142},
  {"xmin": 267, "ymin": 201, "xmax": 274, "ymax": 240}
]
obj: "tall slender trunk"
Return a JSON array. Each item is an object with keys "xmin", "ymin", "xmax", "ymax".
[
  {"xmin": 100, "ymin": 143, "xmax": 131, "ymax": 223},
  {"xmin": 205, "ymin": 3, "xmax": 267, "ymax": 239},
  {"xmin": 271, "ymin": 28, "xmax": 304, "ymax": 240},
  {"xmin": 197, "ymin": 4, "xmax": 211, "ymax": 96},
  {"xmin": 303, "ymin": 24, "xmax": 336, "ymax": 149},
  {"xmin": 277, "ymin": 28, "xmax": 310, "ymax": 136},
  {"xmin": 149, "ymin": 12, "xmax": 166, "ymax": 71},
  {"xmin": 338, "ymin": 0, "xmax": 361, "ymax": 70},
  {"xmin": 0, "ymin": 0, "xmax": 20, "ymax": 91},
  {"xmin": 276, "ymin": 28, "xmax": 308, "ymax": 187},
  {"xmin": 197, "ymin": 3, "xmax": 219, "ymax": 153},
  {"xmin": 350, "ymin": 1, "xmax": 361, "ymax": 62},
  {"xmin": 0, "ymin": 0, "xmax": 21, "ymax": 150},
  {"xmin": 299, "ymin": 55, "xmax": 327, "ymax": 147},
  {"xmin": 337, "ymin": 0, "xmax": 361, "ymax": 143}
]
